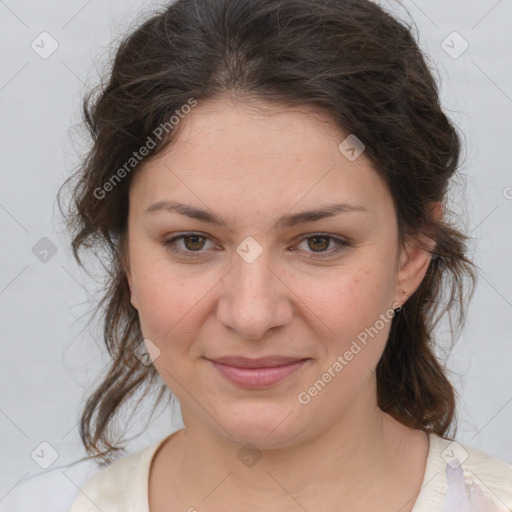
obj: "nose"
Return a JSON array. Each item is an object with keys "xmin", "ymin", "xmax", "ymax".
[{"xmin": 216, "ymin": 249, "xmax": 294, "ymax": 341}]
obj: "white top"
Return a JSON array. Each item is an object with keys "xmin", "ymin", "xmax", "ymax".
[{"xmin": 69, "ymin": 431, "xmax": 512, "ymax": 512}]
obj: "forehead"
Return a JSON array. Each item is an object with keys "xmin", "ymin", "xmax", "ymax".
[
  {"xmin": 128, "ymin": 98, "xmax": 393, "ymax": 223},
  {"xmin": 158, "ymin": 98, "xmax": 347, "ymax": 166}
]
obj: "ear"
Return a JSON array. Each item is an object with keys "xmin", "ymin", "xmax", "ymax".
[
  {"xmin": 394, "ymin": 202, "xmax": 442, "ymax": 307},
  {"xmin": 120, "ymin": 236, "xmax": 138, "ymax": 311},
  {"xmin": 126, "ymin": 269, "xmax": 139, "ymax": 311}
]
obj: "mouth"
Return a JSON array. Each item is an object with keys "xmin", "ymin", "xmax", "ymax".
[{"xmin": 206, "ymin": 356, "xmax": 310, "ymax": 388}]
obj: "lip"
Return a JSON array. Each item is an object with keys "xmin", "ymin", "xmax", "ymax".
[{"xmin": 206, "ymin": 356, "xmax": 310, "ymax": 388}]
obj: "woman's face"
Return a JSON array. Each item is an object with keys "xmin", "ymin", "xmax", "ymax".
[{"xmin": 125, "ymin": 98, "xmax": 429, "ymax": 448}]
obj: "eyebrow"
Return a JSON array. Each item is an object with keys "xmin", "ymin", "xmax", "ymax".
[{"xmin": 144, "ymin": 200, "xmax": 368, "ymax": 229}]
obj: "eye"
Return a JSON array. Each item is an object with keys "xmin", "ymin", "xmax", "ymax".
[
  {"xmin": 162, "ymin": 233, "xmax": 217, "ymax": 257},
  {"xmin": 294, "ymin": 234, "xmax": 350, "ymax": 259}
]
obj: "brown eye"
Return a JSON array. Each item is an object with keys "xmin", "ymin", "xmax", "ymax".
[
  {"xmin": 307, "ymin": 236, "xmax": 330, "ymax": 252},
  {"xmin": 162, "ymin": 233, "xmax": 215, "ymax": 257},
  {"xmin": 182, "ymin": 234, "xmax": 207, "ymax": 251},
  {"xmin": 295, "ymin": 234, "xmax": 350, "ymax": 259}
]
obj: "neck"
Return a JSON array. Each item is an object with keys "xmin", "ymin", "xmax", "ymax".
[{"xmin": 174, "ymin": 387, "xmax": 408, "ymax": 509}]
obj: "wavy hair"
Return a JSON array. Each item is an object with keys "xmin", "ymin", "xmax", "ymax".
[{"xmin": 59, "ymin": 0, "xmax": 476, "ymax": 465}]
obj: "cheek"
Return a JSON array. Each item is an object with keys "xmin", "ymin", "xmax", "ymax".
[
  {"xmin": 135, "ymin": 275, "xmax": 197, "ymax": 339},
  {"xmin": 294, "ymin": 259, "xmax": 397, "ymax": 388},
  {"xmin": 128, "ymin": 242, "xmax": 197, "ymax": 341},
  {"xmin": 302, "ymin": 264, "xmax": 395, "ymax": 337},
  {"xmin": 296, "ymin": 271, "xmax": 396, "ymax": 406}
]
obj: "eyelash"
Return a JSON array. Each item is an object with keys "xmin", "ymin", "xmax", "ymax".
[{"xmin": 162, "ymin": 232, "xmax": 351, "ymax": 260}]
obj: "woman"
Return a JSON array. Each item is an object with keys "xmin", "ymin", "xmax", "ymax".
[{"xmin": 62, "ymin": 0, "xmax": 512, "ymax": 510}]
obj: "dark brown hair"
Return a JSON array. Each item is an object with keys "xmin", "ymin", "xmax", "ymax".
[{"xmin": 59, "ymin": 0, "xmax": 476, "ymax": 466}]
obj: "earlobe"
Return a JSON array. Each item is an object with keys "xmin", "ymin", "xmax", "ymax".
[
  {"xmin": 126, "ymin": 271, "xmax": 138, "ymax": 310},
  {"xmin": 120, "ymin": 235, "xmax": 138, "ymax": 310}
]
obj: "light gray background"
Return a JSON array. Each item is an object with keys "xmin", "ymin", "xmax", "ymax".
[{"xmin": 1, "ymin": 1, "xmax": 511, "ymax": 510}]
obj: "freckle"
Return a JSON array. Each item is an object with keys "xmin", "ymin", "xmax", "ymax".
[{"xmin": 365, "ymin": 270, "xmax": 370, "ymax": 274}]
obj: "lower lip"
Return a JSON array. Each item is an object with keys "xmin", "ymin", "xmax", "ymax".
[{"xmin": 208, "ymin": 359, "xmax": 309, "ymax": 388}]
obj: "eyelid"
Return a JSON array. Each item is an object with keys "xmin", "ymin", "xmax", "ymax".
[
  {"xmin": 162, "ymin": 231, "xmax": 351, "ymax": 259},
  {"xmin": 293, "ymin": 233, "xmax": 350, "ymax": 259},
  {"xmin": 162, "ymin": 232, "xmax": 218, "ymax": 258}
]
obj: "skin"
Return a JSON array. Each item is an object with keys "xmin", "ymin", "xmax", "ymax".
[{"xmin": 124, "ymin": 97, "xmax": 437, "ymax": 511}]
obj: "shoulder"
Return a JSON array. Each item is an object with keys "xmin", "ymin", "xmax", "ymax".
[
  {"xmin": 69, "ymin": 437, "xmax": 168, "ymax": 512},
  {"xmin": 413, "ymin": 433, "xmax": 512, "ymax": 512}
]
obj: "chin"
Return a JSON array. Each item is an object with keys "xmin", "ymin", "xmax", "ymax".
[{"xmin": 214, "ymin": 400, "xmax": 306, "ymax": 449}]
